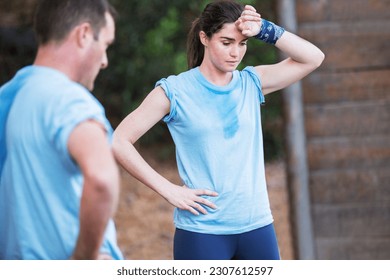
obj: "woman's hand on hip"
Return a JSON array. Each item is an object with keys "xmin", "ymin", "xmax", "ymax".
[{"xmin": 163, "ymin": 184, "xmax": 218, "ymax": 215}]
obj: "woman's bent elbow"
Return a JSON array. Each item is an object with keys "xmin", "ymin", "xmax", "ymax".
[{"xmin": 313, "ymin": 49, "xmax": 325, "ymax": 69}]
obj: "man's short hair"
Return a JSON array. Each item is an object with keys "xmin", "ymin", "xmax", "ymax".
[{"xmin": 34, "ymin": 0, "xmax": 117, "ymax": 45}]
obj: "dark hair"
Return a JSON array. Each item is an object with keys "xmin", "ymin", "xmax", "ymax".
[
  {"xmin": 33, "ymin": 0, "xmax": 117, "ymax": 45},
  {"xmin": 187, "ymin": 0, "xmax": 244, "ymax": 69}
]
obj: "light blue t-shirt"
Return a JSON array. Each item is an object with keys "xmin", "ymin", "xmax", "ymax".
[
  {"xmin": 156, "ymin": 66, "xmax": 273, "ymax": 235},
  {"xmin": 0, "ymin": 66, "xmax": 123, "ymax": 260}
]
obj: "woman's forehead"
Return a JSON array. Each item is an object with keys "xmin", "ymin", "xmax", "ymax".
[{"xmin": 213, "ymin": 23, "xmax": 246, "ymax": 40}]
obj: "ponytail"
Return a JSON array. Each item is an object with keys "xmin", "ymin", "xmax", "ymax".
[{"xmin": 186, "ymin": 18, "xmax": 204, "ymax": 69}]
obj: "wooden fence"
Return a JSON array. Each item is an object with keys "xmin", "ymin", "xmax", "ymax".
[{"xmin": 283, "ymin": 0, "xmax": 390, "ymax": 259}]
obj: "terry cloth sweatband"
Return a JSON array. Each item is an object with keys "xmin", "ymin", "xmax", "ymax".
[{"xmin": 254, "ymin": 19, "xmax": 285, "ymax": 44}]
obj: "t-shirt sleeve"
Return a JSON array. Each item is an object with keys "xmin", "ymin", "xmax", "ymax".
[
  {"xmin": 155, "ymin": 77, "xmax": 177, "ymax": 123},
  {"xmin": 48, "ymin": 86, "xmax": 113, "ymax": 170},
  {"xmin": 242, "ymin": 66, "xmax": 265, "ymax": 104}
]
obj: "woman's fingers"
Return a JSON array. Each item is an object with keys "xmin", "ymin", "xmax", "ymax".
[
  {"xmin": 236, "ymin": 5, "xmax": 262, "ymax": 37},
  {"xmin": 242, "ymin": 5, "xmax": 261, "ymax": 19},
  {"xmin": 244, "ymin": 4, "xmax": 257, "ymax": 13},
  {"xmin": 193, "ymin": 190, "xmax": 218, "ymax": 209},
  {"xmin": 177, "ymin": 187, "xmax": 218, "ymax": 215}
]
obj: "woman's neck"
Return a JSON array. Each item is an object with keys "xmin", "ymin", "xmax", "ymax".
[{"xmin": 199, "ymin": 63, "xmax": 233, "ymax": 86}]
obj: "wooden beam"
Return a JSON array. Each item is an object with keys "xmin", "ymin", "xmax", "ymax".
[{"xmin": 277, "ymin": 0, "xmax": 315, "ymax": 259}]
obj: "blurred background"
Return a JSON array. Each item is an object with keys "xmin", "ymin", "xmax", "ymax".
[
  {"xmin": 0, "ymin": 0, "xmax": 283, "ymax": 161},
  {"xmin": 1, "ymin": 0, "xmax": 389, "ymax": 260}
]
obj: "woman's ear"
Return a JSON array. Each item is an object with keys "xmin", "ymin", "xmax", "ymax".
[{"xmin": 199, "ymin": 31, "xmax": 208, "ymax": 47}]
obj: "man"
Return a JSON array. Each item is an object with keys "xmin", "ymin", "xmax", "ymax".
[{"xmin": 0, "ymin": 0, "xmax": 123, "ymax": 260}]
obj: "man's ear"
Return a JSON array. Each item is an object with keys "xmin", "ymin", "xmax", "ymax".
[
  {"xmin": 75, "ymin": 23, "xmax": 93, "ymax": 48},
  {"xmin": 199, "ymin": 31, "xmax": 208, "ymax": 47}
]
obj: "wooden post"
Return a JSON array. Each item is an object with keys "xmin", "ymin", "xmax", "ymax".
[{"xmin": 276, "ymin": 0, "xmax": 315, "ymax": 259}]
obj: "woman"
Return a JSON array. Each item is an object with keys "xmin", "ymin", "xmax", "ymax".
[{"xmin": 113, "ymin": 1, "xmax": 324, "ymax": 260}]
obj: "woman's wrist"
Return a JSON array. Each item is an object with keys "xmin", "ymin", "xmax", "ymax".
[{"xmin": 254, "ymin": 18, "xmax": 285, "ymax": 44}]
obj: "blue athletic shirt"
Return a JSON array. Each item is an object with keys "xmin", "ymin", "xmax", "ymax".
[
  {"xmin": 0, "ymin": 66, "xmax": 123, "ymax": 259},
  {"xmin": 156, "ymin": 66, "xmax": 273, "ymax": 235}
]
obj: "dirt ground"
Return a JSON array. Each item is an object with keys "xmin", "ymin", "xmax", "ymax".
[{"xmin": 114, "ymin": 149, "xmax": 295, "ymax": 260}]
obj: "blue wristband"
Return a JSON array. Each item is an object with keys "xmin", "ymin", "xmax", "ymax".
[{"xmin": 254, "ymin": 19, "xmax": 285, "ymax": 44}]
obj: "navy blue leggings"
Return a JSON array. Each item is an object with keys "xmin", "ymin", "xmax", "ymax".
[{"xmin": 173, "ymin": 224, "xmax": 280, "ymax": 260}]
